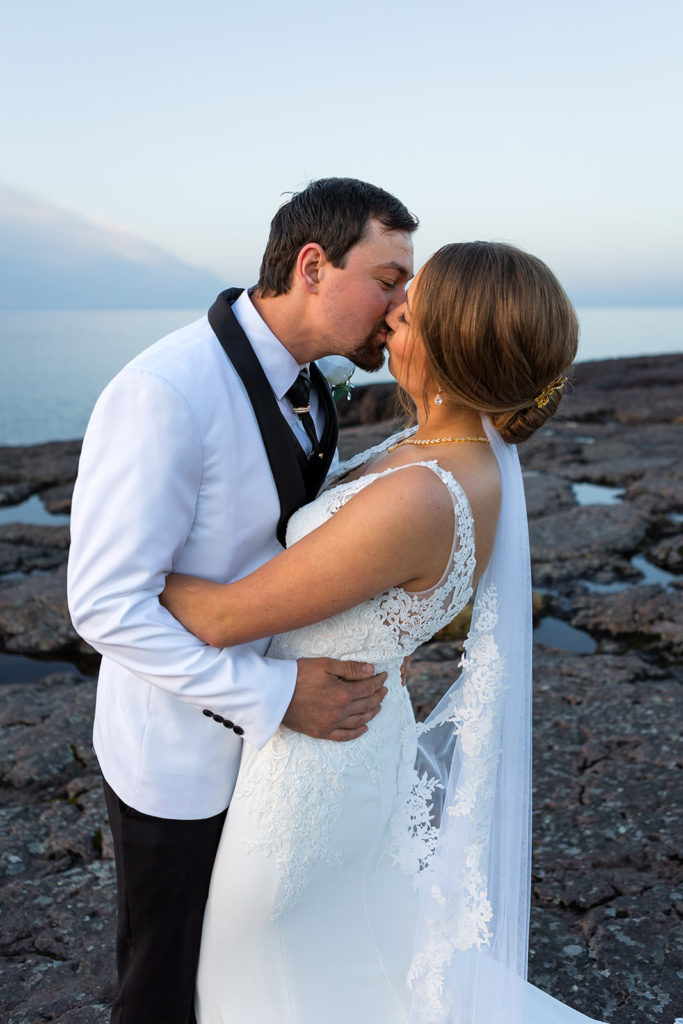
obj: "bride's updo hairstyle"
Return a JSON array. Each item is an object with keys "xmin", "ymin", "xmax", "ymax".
[{"xmin": 412, "ymin": 242, "xmax": 579, "ymax": 444}]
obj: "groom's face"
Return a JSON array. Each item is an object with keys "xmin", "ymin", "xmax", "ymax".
[{"xmin": 315, "ymin": 218, "xmax": 414, "ymax": 372}]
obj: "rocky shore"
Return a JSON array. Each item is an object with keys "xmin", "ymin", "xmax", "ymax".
[{"xmin": 1, "ymin": 353, "xmax": 681, "ymax": 1022}]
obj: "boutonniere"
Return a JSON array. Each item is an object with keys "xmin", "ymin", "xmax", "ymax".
[{"xmin": 317, "ymin": 356, "xmax": 356, "ymax": 403}]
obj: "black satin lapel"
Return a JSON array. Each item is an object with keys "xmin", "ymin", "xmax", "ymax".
[
  {"xmin": 308, "ymin": 362, "xmax": 339, "ymax": 497},
  {"xmin": 208, "ymin": 290, "xmax": 308, "ymax": 546}
]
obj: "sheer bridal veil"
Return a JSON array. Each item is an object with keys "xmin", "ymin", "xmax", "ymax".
[{"xmin": 409, "ymin": 417, "xmax": 533, "ymax": 1024}]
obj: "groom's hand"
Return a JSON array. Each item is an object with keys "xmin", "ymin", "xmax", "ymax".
[{"xmin": 283, "ymin": 658, "xmax": 388, "ymax": 742}]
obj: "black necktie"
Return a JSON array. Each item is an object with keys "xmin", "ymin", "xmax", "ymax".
[{"xmin": 286, "ymin": 371, "xmax": 321, "ymax": 459}]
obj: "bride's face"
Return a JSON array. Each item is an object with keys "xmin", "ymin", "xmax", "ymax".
[{"xmin": 384, "ymin": 271, "xmax": 428, "ymax": 396}]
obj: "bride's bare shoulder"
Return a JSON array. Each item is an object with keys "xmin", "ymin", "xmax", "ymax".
[
  {"xmin": 366, "ymin": 443, "xmax": 500, "ymax": 512},
  {"xmin": 333, "ymin": 441, "xmax": 501, "ymax": 555},
  {"xmin": 442, "ymin": 444, "xmax": 501, "ymax": 509},
  {"xmin": 331, "ymin": 461, "xmax": 460, "ymax": 548}
]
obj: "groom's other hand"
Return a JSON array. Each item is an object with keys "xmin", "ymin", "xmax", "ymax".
[{"xmin": 284, "ymin": 659, "xmax": 388, "ymax": 741}]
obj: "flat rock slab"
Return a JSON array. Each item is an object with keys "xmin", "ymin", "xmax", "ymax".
[
  {"xmin": 530, "ymin": 649, "xmax": 683, "ymax": 1020},
  {"xmin": 0, "ymin": 523, "xmax": 70, "ymax": 575},
  {"xmin": 39, "ymin": 482, "xmax": 75, "ymax": 515},
  {"xmin": 0, "ymin": 674, "xmax": 116, "ymax": 1021},
  {"xmin": 557, "ymin": 353, "xmax": 683, "ymax": 425},
  {"xmin": 521, "ymin": 418, "xmax": 682, "ymax": 473},
  {"xmin": 1, "ymin": 862, "xmax": 117, "ymax": 1023},
  {"xmin": 337, "ymin": 417, "xmax": 403, "ymax": 460},
  {"xmin": 626, "ymin": 475, "xmax": 683, "ymax": 516},
  {"xmin": 0, "ymin": 566, "xmax": 91, "ymax": 657},
  {"xmin": 334, "ymin": 382, "xmax": 399, "ymax": 428},
  {"xmin": 569, "ymin": 585, "xmax": 683, "ymax": 660},
  {"xmin": 523, "ymin": 471, "xmax": 577, "ymax": 518},
  {"xmin": 0, "ymin": 441, "xmax": 81, "ymax": 506},
  {"xmin": 405, "ymin": 655, "xmax": 463, "ymax": 721},
  {"xmin": 646, "ymin": 534, "xmax": 683, "ymax": 574},
  {"xmin": 530, "ymin": 504, "xmax": 650, "ymax": 562}
]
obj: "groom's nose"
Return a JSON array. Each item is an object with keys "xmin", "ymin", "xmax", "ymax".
[{"xmin": 385, "ymin": 286, "xmax": 407, "ymax": 313}]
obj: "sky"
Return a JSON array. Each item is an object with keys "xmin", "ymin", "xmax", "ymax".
[{"xmin": 1, "ymin": 0, "xmax": 682, "ymax": 307}]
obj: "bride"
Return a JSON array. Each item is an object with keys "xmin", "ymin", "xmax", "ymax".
[{"xmin": 161, "ymin": 242, "xmax": 609, "ymax": 1024}]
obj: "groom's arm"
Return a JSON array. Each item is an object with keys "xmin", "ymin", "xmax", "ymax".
[
  {"xmin": 67, "ymin": 365, "xmax": 298, "ymax": 749},
  {"xmin": 68, "ymin": 365, "xmax": 386, "ymax": 745}
]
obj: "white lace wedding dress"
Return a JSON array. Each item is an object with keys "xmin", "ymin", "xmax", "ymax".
[{"xmin": 195, "ymin": 440, "xmax": 610, "ymax": 1024}]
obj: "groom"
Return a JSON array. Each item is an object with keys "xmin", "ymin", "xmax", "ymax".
[{"xmin": 67, "ymin": 177, "xmax": 417, "ymax": 1024}]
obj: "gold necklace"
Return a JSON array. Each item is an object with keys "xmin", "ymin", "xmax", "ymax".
[{"xmin": 387, "ymin": 435, "xmax": 489, "ymax": 452}]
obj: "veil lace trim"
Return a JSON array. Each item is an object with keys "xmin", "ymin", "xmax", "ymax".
[{"xmin": 405, "ymin": 418, "xmax": 533, "ymax": 1024}]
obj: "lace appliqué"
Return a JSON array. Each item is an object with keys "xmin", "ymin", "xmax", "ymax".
[
  {"xmin": 317, "ymin": 461, "xmax": 476, "ymax": 660},
  {"xmin": 234, "ymin": 459, "xmax": 477, "ymax": 919},
  {"xmin": 405, "ymin": 586, "xmax": 508, "ymax": 1022},
  {"xmin": 389, "ymin": 765, "xmax": 443, "ymax": 879},
  {"xmin": 233, "ymin": 721, "xmax": 383, "ymax": 917}
]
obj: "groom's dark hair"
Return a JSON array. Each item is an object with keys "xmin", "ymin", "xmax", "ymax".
[{"xmin": 256, "ymin": 178, "xmax": 418, "ymax": 296}]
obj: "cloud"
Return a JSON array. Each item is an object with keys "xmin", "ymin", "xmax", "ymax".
[{"xmin": 0, "ymin": 187, "xmax": 224, "ymax": 309}]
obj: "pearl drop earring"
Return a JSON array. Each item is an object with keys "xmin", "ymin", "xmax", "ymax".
[{"xmin": 434, "ymin": 391, "xmax": 444, "ymax": 406}]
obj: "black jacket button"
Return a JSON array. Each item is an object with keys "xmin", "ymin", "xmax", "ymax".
[
  {"xmin": 202, "ymin": 709, "xmax": 213, "ymax": 717},
  {"xmin": 233, "ymin": 725, "xmax": 244, "ymax": 736},
  {"xmin": 212, "ymin": 714, "xmax": 224, "ymax": 724},
  {"xmin": 222, "ymin": 720, "xmax": 234, "ymax": 729}
]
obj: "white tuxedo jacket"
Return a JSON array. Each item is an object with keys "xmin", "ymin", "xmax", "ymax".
[{"xmin": 68, "ymin": 294, "xmax": 324, "ymax": 819}]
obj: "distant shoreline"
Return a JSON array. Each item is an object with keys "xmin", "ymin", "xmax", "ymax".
[
  {"xmin": 2, "ymin": 351, "xmax": 682, "ymax": 451},
  {"xmin": 3, "ymin": 305, "xmax": 683, "ymax": 446}
]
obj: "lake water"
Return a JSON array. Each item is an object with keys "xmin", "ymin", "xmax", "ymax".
[{"xmin": 1, "ymin": 306, "xmax": 682, "ymax": 446}]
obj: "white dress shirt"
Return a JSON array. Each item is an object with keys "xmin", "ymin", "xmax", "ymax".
[
  {"xmin": 232, "ymin": 290, "xmax": 324, "ymax": 456},
  {"xmin": 68, "ymin": 290, "xmax": 325, "ymax": 819}
]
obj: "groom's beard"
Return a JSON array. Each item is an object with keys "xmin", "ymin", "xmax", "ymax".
[{"xmin": 347, "ymin": 320, "xmax": 388, "ymax": 373}]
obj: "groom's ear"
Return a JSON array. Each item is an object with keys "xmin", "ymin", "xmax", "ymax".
[{"xmin": 297, "ymin": 243, "xmax": 326, "ymax": 294}]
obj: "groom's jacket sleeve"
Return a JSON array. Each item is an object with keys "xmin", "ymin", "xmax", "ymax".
[{"xmin": 67, "ymin": 365, "xmax": 296, "ymax": 750}]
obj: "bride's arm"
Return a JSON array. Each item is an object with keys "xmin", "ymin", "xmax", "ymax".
[{"xmin": 160, "ymin": 466, "xmax": 460, "ymax": 647}]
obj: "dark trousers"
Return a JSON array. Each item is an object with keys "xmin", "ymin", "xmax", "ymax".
[{"xmin": 103, "ymin": 778, "xmax": 227, "ymax": 1024}]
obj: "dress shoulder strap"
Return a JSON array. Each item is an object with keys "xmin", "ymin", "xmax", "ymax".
[
  {"xmin": 331, "ymin": 458, "xmax": 470, "ymax": 518},
  {"xmin": 328, "ymin": 459, "xmax": 475, "ymax": 600}
]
